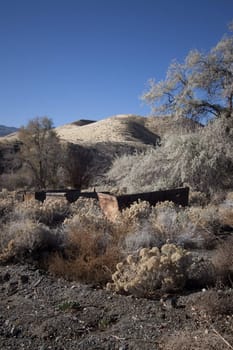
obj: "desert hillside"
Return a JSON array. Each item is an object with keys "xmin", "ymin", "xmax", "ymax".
[
  {"xmin": 55, "ymin": 114, "xmax": 159, "ymax": 145},
  {"xmin": 0, "ymin": 114, "xmax": 200, "ymax": 146},
  {"xmin": 55, "ymin": 114, "xmax": 199, "ymax": 145}
]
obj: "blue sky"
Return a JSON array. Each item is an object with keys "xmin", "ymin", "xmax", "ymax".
[{"xmin": 0, "ymin": 0, "xmax": 232, "ymax": 127}]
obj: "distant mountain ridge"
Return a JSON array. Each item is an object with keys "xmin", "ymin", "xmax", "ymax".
[{"xmin": 0, "ymin": 125, "xmax": 18, "ymax": 137}]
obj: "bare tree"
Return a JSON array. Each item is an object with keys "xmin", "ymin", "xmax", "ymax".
[
  {"xmin": 19, "ymin": 117, "xmax": 62, "ymax": 189},
  {"xmin": 142, "ymin": 25, "xmax": 233, "ymax": 121},
  {"xmin": 62, "ymin": 143, "xmax": 93, "ymax": 190}
]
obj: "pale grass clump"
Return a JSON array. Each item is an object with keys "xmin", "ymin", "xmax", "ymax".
[
  {"xmin": 121, "ymin": 201, "xmax": 219, "ymax": 253},
  {"xmin": 159, "ymin": 329, "xmax": 231, "ymax": 350},
  {"xmin": 149, "ymin": 201, "xmax": 182, "ymax": 244},
  {"xmin": 189, "ymin": 289, "xmax": 233, "ymax": 318},
  {"xmin": 0, "ymin": 218, "xmax": 61, "ymax": 263},
  {"xmin": 122, "ymin": 201, "xmax": 184, "ymax": 253},
  {"xmin": 107, "ymin": 244, "xmax": 192, "ymax": 297},
  {"xmin": 177, "ymin": 205, "xmax": 220, "ymax": 249},
  {"xmin": 148, "ymin": 201, "xmax": 217, "ymax": 249},
  {"xmin": 123, "ymin": 223, "xmax": 160, "ymax": 253}
]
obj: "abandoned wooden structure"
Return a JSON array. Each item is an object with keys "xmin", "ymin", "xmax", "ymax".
[
  {"xmin": 23, "ymin": 189, "xmax": 100, "ymax": 203},
  {"xmin": 22, "ymin": 187, "xmax": 189, "ymax": 221}
]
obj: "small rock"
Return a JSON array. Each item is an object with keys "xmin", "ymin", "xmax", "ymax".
[
  {"xmin": 20, "ymin": 275, "xmax": 29, "ymax": 284},
  {"xmin": 10, "ymin": 325, "xmax": 22, "ymax": 337},
  {"xmin": 7, "ymin": 281, "xmax": 18, "ymax": 295},
  {"xmin": 3, "ymin": 272, "xmax": 10, "ymax": 282}
]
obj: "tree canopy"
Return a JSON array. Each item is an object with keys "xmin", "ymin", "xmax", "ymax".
[
  {"xmin": 142, "ymin": 25, "xmax": 233, "ymax": 122},
  {"xmin": 19, "ymin": 117, "xmax": 62, "ymax": 189}
]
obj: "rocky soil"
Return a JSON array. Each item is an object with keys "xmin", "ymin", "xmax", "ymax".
[{"xmin": 0, "ymin": 263, "xmax": 232, "ymax": 350}]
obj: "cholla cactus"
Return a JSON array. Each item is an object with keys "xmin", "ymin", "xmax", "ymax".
[{"xmin": 107, "ymin": 244, "xmax": 192, "ymax": 297}]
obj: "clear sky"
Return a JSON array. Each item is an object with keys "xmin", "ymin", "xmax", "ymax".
[{"xmin": 0, "ymin": 0, "xmax": 232, "ymax": 127}]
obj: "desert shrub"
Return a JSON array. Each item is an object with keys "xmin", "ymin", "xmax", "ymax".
[
  {"xmin": 0, "ymin": 218, "xmax": 63, "ymax": 263},
  {"xmin": 189, "ymin": 191, "xmax": 209, "ymax": 207},
  {"xmin": 48, "ymin": 206, "xmax": 124, "ymax": 285},
  {"xmin": 186, "ymin": 258, "xmax": 216, "ymax": 288},
  {"xmin": 149, "ymin": 201, "xmax": 184, "ymax": 245},
  {"xmin": 106, "ymin": 117, "xmax": 233, "ymax": 195},
  {"xmin": 149, "ymin": 202, "xmax": 218, "ymax": 249},
  {"xmin": 178, "ymin": 205, "xmax": 220, "ymax": 249},
  {"xmin": 120, "ymin": 201, "xmax": 218, "ymax": 253},
  {"xmin": 12, "ymin": 198, "xmax": 70, "ymax": 226},
  {"xmin": 121, "ymin": 200, "xmax": 152, "ymax": 222},
  {"xmin": 107, "ymin": 244, "xmax": 192, "ymax": 297},
  {"xmin": 48, "ymin": 245, "xmax": 120, "ymax": 285},
  {"xmin": 69, "ymin": 198, "xmax": 105, "ymax": 226},
  {"xmin": 212, "ymin": 237, "xmax": 233, "ymax": 285},
  {"xmin": 124, "ymin": 223, "xmax": 160, "ymax": 253}
]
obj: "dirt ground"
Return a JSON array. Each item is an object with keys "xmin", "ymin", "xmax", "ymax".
[{"xmin": 0, "ymin": 263, "xmax": 232, "ymax": 350}]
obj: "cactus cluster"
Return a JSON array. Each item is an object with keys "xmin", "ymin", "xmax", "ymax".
[{"xmin": 107, "ymin": 244, "xmax": 192, "ymax": 297}]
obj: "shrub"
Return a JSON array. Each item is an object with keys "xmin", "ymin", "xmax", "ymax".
[
  {"xmin": 186, "ymin": 258, "xmax": 216, "ymax": 288},
  {"xmin": 49, "ymin": 232, "xmax": 120, "ymax": 284},
  {"xmin": 13, "ymin": 198, "xmax": 70, "ymax": 226},
  {"xmin": 107, "ymin": 244, "xmax": 192, "ymax": 297},
  {"xmin": 106, "ymin": 117, "xmax": 233, "ymax": 195},
  {"xmin": 120, "ymin": 201, "xmax": 218, "ymax": 253},
  {"xmin": 177, "ymin": 205, "xmax": 220, "ymax": 249},
  {"xmin": 48, "ymin": 206, "xmax": 124, "ymax": 285},
  {"xmin": 0, "ymin": 218, "xmax": 63, "ymax": 263}
]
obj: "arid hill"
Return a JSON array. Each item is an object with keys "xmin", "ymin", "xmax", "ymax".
[
  {"xmin": 55, "ymin": 114, "xmax": 200, "ymax": 145},
  {"xmin": 0, "ymin": 114, "xmax": 200, "ymax": 145}
]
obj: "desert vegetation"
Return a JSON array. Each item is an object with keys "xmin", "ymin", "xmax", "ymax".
[{"xmin": 0, "ymin": 23, "xmax": 232, "ymax": 350}]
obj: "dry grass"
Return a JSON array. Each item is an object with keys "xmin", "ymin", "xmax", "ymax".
[
  {"xmin": 48, "ymin": 228, "xmax": 122, "ymax": 285},
  {"xmin": 48, "ymin": 199, "xmax": 125, "ymax": 285},
  {"xmin": 159, "ymin": 329, "xmax": 233, "ymax": 350},
  {"xmin": 190, "ymin": 289, "xmax": 233, "ymax": 318}
]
